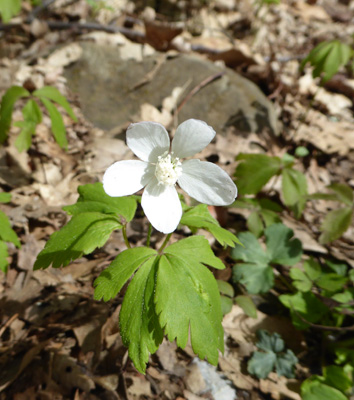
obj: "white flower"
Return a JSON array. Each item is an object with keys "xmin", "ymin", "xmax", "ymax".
[{"xmin": 103, "ymin": 119, "xmax": 237, "ymax": 234}]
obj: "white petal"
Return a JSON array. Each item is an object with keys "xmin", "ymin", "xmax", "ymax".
[
  {"xmin": 126, "ymin": 122, "xmax": 170, "ymax": 162},
  {"xmin": 171, "ymin": 119, "xmax": 216, "ymax": 158},
  {"xmin": 103, "ymin": 160, "xmax": 154, "ymax": 197},
  {"xmin": 142, "ymin": 179, "xmax": 182, "ymax": 234},
  {"xmin": 178, "ymin": 159, "xmax": 237, "ymax": 205}
]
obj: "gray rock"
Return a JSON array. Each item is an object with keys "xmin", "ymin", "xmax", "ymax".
[{"xmin": 64, "ymin": 42, "xmax": 277, "ymax": 135}]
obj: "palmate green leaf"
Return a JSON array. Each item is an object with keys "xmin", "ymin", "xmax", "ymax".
[
  {"xmin": 279, "ymin": 291, "xmax": 328, "ymax": 329},
  {"xmin": 316, "ymin": 273, "xmax": 348, "ymax": 293},
  {"xmin": 33, "ymin": 86, "xmax": 77, "ymax": 122},
  {"xmin": 308, "ymin": 193, "xmax": 339, "ymax": 201},
  {"xmin": 119, "ymin": 256, "xmax": 163, "ymax": 374},
  {"xmin": 0, "ymin": 86, "xmax": 29, "ymax": 143},
  {"xmin": 233, "ymin": 198, "xmax": 282, "ymax": 213},
  {"xmin": 290, "ymin": 267, "xmax": 313, "ymax": 292},
  {"xmin": 260, "ymin": 208, "xmax": 282, "ymax": 227},
  {"xmin": 309, "ymin": 184, "xmax": 353, "ymax": 205},
  {"xmin": 232, "ymin": 198, "xmax": 282, "ymax": 237},
  {"xmin": 0, "ymin": 210, "xmax": 20, "ymax": 248},
  {"xmin": 301, "ymin": 377, "xmax": 348, "ymax": 400},
  {"xmin": 248, "ymin": 330, "xmax": 297, "ymax": 379},
  {"xmin": 326, "ymin": 259, "xmax": 348, "ymax": 276},
  {"xmin": 0, "ymin": 192, "xmax": 11, "ymax": 203},
  {"xmin": 163, "ymin": 235, "xmax": 225, "ymax": 270},
  {"xmin": 22, "ymin": 98, "xmax": 42, "ymax": 123},
  {"xmin": 234, "ymin": 154, "xmax": 282, "ymax": 195},
  {"xmin": 320, "ymin": 41, "xmax": 353, "ymax": 82},
  {"xmin": 328, "ymin": 183, "xmax": 353, "ymax": 206},
  {"xmin": 323, "ymin": 366, "xmax": 353, "ymax": 393},
  {"xmin": 232, "ymin": 231, "xmax": 273, "ymax": 294},
  {"xmin": 63, "ymin": 183, "xmax": 137, "ymax": 223},
  {"xmin": 218, "ymin": 280, "xmax": 234, "ymax": 315},
  {"xmin": 319, "ymin": 207, "xmax": 353, "ymax": 244},
  {"xmin": 34, "ymin": 212, "xmax": 122, "ymax": 270},
  {"xmin": 0, "ymin": 0, "xmax": 21, "ymax": 22},
  {"xmin": 335, "ymin": 347, "xmax": 354, "ymax": 365},
  {"xmin": 156, "ymin": 236, "xmax": 224, "ymax": 365},
  {"xmin": 304, "ymin": 258, "xmax": 322, "ymax": 280},
  {"xmin": 256, "ymin": 329, "xmax": 284, "ymax": 353},
  {"xmin": 235, "ymin": 295, "xmax": 257, "ymax": 318},
  {"xmin": 349, "ymin": 270, "xmax": 354, "ymax": 282},
  {"xmin": 156, "ymin": 255, "xmax": 223, "ymax": 365},
  {"xmin": 180, "ymin": 204, "xmax": 240, "ymax": 247},
  {"xmin": 94, "ymin": 247, "xmax": 157, "ymax": 301},
  {"xmin": 232, "ymin": 224, "xmax": 302, "ymax": 294},
  {"xmin": 247, "ymin": 211, "xmax": 263, "ymax": 237},
  {"xmin": 291, "ymin": 258, "xmax": 347, "ymax": 294},
  {"xmin": 231, "ymin": 231, "xmax": 270, "ymax": 265},
  {"xmin": 220, "ymin": 295, "xmax": 233, "ymax": 315},
  {"xmin": 265, "ymin": 223, "xmax": 302, "ymax": 265},
  {"xmin": 14, "ymin": 99, "xmax": 43, "ymax": 152},
  {"xmin": 231, "ymin": 198, "xmax": 257, "ymax": 209},
  {"xmin": 275, "ymin": 349, "xmax": 298, "ymax": 378},
  {"xmin": 281, "ymin": 168, "xmax": 308, "ymax": 218},
  {"xmin": 248, "ymin": 351, "xmax": 276, "ymax": 379},
  {"xmin": 14, "ymin": 120, "xmax": 36, "ymax": 152},
  {"xmin": 332, "ymin": 290, "xmax": 354, "ymax": 313},
  {"xmin": 40, "ymin": 97, "xmax": 68, "ymax": 149},
  {"xmin": 234, "ymin": 262, "xmax": 273, "ymax": 294},
  {"xmin": 217, "ymin": 280, "xmax": 234, "ymax": 298},
  {"xmin": 0, "ymin": 240, "xmax": 9, "ymax": 273},
  {"xmin": 301, "ymin": 40, "xmax": 353, "ymax": 83},
  {"xmin": 98, "ymin": 236, "xmax": 225, "ymax": 373},
  {"xmin": 258, "ymin": 198, "xmax": 283, "ymax": 213}
]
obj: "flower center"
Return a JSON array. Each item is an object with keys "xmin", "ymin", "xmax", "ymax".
[{"xmin": 155, "ymin": 152, "xmax": 182, "ymax": 186}]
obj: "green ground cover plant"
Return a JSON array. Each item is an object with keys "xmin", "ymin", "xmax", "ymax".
[
  {"xmin": 0, "ymin": 193, "xmax": 21, "ymax": 273},
  {"xmin": 0, "ymin": 85, "xmax": 77, "ymax": 151}
]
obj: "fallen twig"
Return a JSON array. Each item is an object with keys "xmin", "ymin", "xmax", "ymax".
[
  {"xmin": 176, "ymin": 71, "xmax": 226, "ymax": 115},
  {"xmin": 291, "ymin": 304, "xmax": 354, "ymax": 332},
  {"xmin": 129, "ymin": 53, "xmax": 167, "ymax": 91},
  {"xmin": 26, "ymin": 0, "xmax": 57, "ymax": 23},
  {"xmin": 0, "ymin": 313, "xmax": 19, "ymax": 337},
  {"xmin": 0, "ymin": 20, "xmax": 145, "ymax": 43}
]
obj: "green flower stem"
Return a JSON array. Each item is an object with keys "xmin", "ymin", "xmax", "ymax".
[
  {"xmin": 158, "ymin": 233, "xmax": 172, "ymax": 254},
  {"xmin": 122, "ymin": 225, "xmax": 131, "ymax": 249},
  {"xmin": 146, "ymin": 224, "xmax": 152, "ymax": 247}
]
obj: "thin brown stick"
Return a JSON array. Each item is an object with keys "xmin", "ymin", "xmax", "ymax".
[
  {"xmin": 0, "ymin": 313, "xmax": 19, "ymax": 337},
  {"xmin": 176, "ymin": 71, "xmax": 226, "ymax": 114},
  {"xmin": 291, "ymin": 306, "xmax": 354, "ymax": 332},
  {"xmin": 0, "ymin": 21, "xmax": 145, "ymax": 43},
  {"xmin": 129, "ymin": 53, "xmax": 167, "ymax": 91}
]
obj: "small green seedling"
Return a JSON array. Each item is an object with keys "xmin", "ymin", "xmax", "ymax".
[
  {"xmin": 0, "ymin": 85, "xmax": 77, "ymax": 152},
  {"xmin": 301, "ymin": 40, "xmax": 354, "ymax": 83},
  {"xmin": 248, "ymin": 329, "xmax": 298, "ymax": 379},
  {"xmin": 0, "ymin": 193, "xmax": 21, "ymax": 273},
  {"xmin": 231, "ymin": 223, "xmax": 302, "ymax": 294},
  {"xmin": 301, "ymin": 367, "xmax": 352, "ymax": 400},
  {"xmin": 0, "ymin": 0, "xmax": 21, "ymax": 22},
  {"xmin": 309, "ymin": 183, "xmax": 353, "ymax": 244},
  {"xmin": 234, "ymin": 153, "xmax": 308, "ymax": 218}
]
